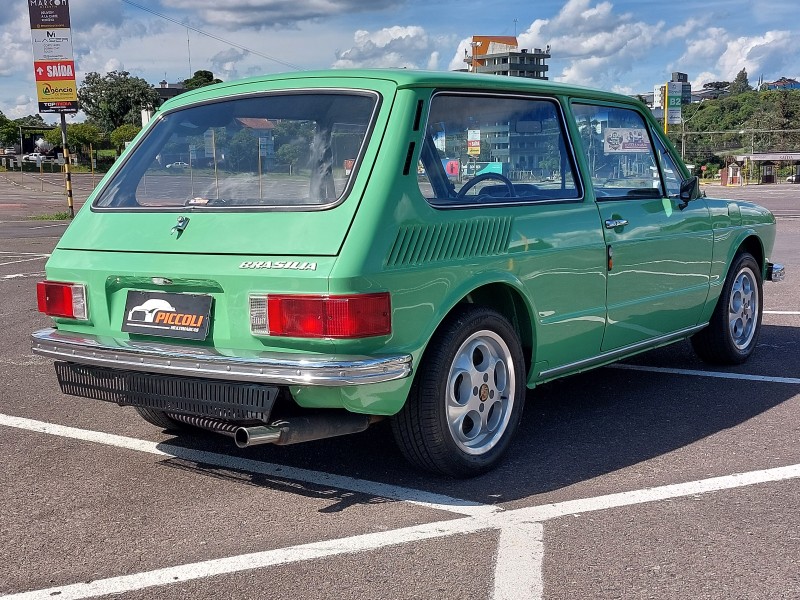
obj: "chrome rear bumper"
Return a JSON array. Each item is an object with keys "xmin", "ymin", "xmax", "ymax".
[{"xmin": 32, "ymin": 328, "xmax": 412, "ymax": 386}]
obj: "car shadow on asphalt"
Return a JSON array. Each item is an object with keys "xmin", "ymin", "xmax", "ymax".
[{"xmin": 153, "ymin": 325, "xmax": 798, "ymax": 507}]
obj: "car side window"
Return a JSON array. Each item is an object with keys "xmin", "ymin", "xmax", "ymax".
[
  {"xmin": 418, "ymin": 93, "xmax": 581, "ymax": 206},
  {"xmin": 571, "ymin": 103, "xmax": 664, "ymax": 200},
  {"xmin": 651, "ymin": 130, "xmax": 683, "ymax": 197}
]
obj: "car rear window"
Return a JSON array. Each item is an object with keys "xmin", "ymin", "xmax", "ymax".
[{"xmin": 93, "ymin": 90, "xmax": 379, "ymax": 210}]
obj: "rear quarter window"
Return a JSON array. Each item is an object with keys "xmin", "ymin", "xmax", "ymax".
[{"xmin": 417, "ymin": 93, "xmax": 581, "ymax": 207}]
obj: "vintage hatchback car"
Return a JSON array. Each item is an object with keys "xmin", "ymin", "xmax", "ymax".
[{"xmin": 33, "ymin": 70, "xmax": 784, "ymax": 477}]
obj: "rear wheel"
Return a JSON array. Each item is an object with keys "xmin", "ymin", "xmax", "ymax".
[
  {"xmin": 391, "ymin": 306, "xmax": 526, "ymax": 477},
  {"xmin": 691, "ymin": 252, "xmax": 763, "ymax": 365},
  {"xmin": 134, "ymin": 407, "xmax": 185, "ymax": 431}
]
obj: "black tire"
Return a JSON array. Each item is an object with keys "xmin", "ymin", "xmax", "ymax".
[
  {"xmin": 134, "ymin": 406, "xmax": 185, "ymax": 431},
  {"xmin": 691, "ymin": 252, "xmax": 763, "ymax": 365},
  {"xmin": 391, "ymin": 306, "xmax": 526, "ymax": 477}
]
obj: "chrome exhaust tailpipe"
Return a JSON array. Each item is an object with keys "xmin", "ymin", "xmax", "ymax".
[
  {"xmin": 234, "ymin": 426, "xmax": 281, "ymax": 448},
  {"xmin": 167, "ymin": 411, "xmax": 380, "ymax": 449},
  {"xmin": 235, "ymin": 413, "xmax": 379, "ymax": 448},
  {"xmin": 167, "ymin": 413, "xmax": 239, "ymax": 438}
]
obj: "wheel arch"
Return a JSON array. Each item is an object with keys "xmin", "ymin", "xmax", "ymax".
[
  {"xmin": 736, "ymin": 234, "xmax": 766, "ymax": 276},
  {"xmin": 426, "ymin": 277, "xmax": 538, "ymax": 384},
  {"xmin": 726, "ymin": 231, "xmax": 765, "ymax": 277}
]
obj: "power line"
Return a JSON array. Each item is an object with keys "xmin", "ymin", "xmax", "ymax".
[{"xmin": 119, "ymin": 0, "xmax": 303, "ymax": 72}]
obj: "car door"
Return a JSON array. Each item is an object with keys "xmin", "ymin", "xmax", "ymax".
[
  {"xmin": 570, "ymin": 102, "xmax": 713, "ymax": 351},
  {"xmin": 416, "ymin": 91, "xmax": 608, "ymax": 374}
]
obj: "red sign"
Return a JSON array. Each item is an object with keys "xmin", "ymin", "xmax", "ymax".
[{"xmin": 34, "ymin": 60, "xmax": 75, "ymax": 81}]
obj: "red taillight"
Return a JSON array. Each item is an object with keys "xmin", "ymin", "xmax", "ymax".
[
  {"xmin": 263, "ymin": 293, "xmax": 391, "ymax": 338},
  {"xmin": 36, "ymin": 281, "xmax": 88, "ymax": 320}
]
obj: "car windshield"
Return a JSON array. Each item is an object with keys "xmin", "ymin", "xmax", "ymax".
[{"xmin": 93, "ymin": 90, "xmax": 379, "ymax": 210}]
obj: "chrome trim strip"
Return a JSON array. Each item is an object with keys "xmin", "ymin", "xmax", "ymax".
[
  {"xmin": 32, "ymin": 328, "xmax": 412, "ymax": 386},
  {"xmin": 538, "ymin": 324, "xmax": 707, "ymax": 380}
]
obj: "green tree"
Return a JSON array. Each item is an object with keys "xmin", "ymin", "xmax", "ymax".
[
  {"xmin": 78, "ymin": 71, "xmax": 160, "ymax": 133},
  {"xmin": 276, "ymin": 142, "xmax": 303, "ymax": 174},
  {"xmin": 109, "ymin": 124, "xmax": 142, "ymax": 154},
  {"xmin": 227, "ymin": 128, "xmax": 258, "ymax": 171},
  {"xmin": 0, "ymin": 110, "xmax": 15, "ymax": 146},
  {"xmin": 729, "ymin": 69, "xmax": 752, "ymax": 95},
  {"xmin": 44, "ymin": 123, "xmax": 103, "ymax": 157},
  {"xmin": 183, "ymin": 70, "xmax": 222, "ymax": 90}
]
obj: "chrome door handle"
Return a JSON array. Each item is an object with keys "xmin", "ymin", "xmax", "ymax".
[{"xmin": 605, "ymin": 219, "xmax": 629, "ymax": 229}]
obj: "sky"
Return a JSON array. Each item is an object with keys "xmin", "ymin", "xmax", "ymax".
[{"xmin": 2, "ymin": 0, "xmax": 799, "ymax": 123}]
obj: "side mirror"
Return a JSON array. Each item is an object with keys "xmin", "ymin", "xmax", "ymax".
[{"xmin": 678, "ymin": 176, "xmax": 700, "ymax": 210}]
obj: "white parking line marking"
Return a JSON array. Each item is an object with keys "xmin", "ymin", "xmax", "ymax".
[
  {"xmin": 506, "ymin": 464, "xmax": 800, "ymax": 523},
  {"xmin": 2, "ymin": 436, "xmax": 796, "ymax": 600},
  {"xmin": 2, "ymin": 517, "xmax": 493, "ymax": 600},
  {"xmin": 1, "ymin": 271, "xmax": 45, "ymax": 280},
  {"xmin": 765, "ymin": 310, "xmax": 800, "ymax": 315},
  {"xmin": 28, "ymin": 223, "xmax": 67, "ymax": 229},
  {"xmin": 0, "ymin": 251, "xmax": 51, "ymax": 255},
  {"xmin": 0, "ymin": 256, "xmax": 49, "ymax": 267},
  {"xmin": 0, "ymin": 414, "xmax": 498, "ymax": 518},
  {"xmin": 611, "ymin": 363, "xmax": 800, "ymax": 385},
  {"xmin": 493, "ymin": 522, "xmax": 544, "ymax": 600}
]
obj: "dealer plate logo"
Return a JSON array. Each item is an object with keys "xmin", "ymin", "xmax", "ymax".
[{"xmin": 122, "ymin": 291, "xmax": 212, "ymax": 340}]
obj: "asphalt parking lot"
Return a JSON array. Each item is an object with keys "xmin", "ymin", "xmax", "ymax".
[{"xmin": 1, "ymin": 171, "xmax": 798, "ymax": 599}]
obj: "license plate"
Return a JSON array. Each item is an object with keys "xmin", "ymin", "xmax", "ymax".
[{"xmin": 122, "ymin": 291, "xmax": 212, "ymax": 340}]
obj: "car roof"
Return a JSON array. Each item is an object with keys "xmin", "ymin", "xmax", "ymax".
[{"xmin": 161, "ymin": 68, "xmax": 642, "ymax": 112}]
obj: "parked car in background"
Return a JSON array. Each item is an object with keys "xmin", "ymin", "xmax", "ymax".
[
  {"xmin": 22, "ymin": 152, "xmax": 51, "ymax": 163},
  {"xmin": 32, "ymin": 69, "xmax": 785, "ymax": 477},
  {"xmin": 166, "ymin": 161, "xmax": 189, "ymax": 169},
  {"xmin": 787, "ymin": 174, "xmax": 797, "ymax": 183}
]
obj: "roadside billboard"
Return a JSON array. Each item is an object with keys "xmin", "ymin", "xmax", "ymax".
[{"xmin": 29, "ymin": 1, "xmax": 79, "ymax": 113}]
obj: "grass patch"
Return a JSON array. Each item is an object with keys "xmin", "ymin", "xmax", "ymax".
[{"xmin": 29, "ymin": 211, "xmax": 73, "ymax": 221}]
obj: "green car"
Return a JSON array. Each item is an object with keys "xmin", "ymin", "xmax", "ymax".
[{"xmin": 32, "ymin": 70, "xmax": 785, "ymax": 477}]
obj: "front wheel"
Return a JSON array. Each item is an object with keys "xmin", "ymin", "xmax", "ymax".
[
  {"xmin": 691, "ymin": 252, "xmax": 763, "ymax": 365},
  {"xmin": 391, "ymin": 307, "xmax": 526, "ymax": 477}
]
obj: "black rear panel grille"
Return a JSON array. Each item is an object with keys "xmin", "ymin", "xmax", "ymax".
[{"xmin": 54, "ymin": 362, "xmax": 277, "ymax": 422}]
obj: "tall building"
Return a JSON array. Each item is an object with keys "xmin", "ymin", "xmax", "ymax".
[{"xmin": 463, "ymin": 36, "xmax": 550, "ymax": 80}]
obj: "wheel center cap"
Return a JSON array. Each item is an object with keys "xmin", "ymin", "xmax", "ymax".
[{"xmin": 479, "ymin": 384, "xmax": 490, "ymax": 402}]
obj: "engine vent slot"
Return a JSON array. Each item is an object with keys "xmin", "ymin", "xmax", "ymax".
[{"xmin": 386, "ymin": 217, "xmax": 513, "ymax": 267}]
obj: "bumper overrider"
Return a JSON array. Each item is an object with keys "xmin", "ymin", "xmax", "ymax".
[
  {"xmin": 31, "ymin": 328, "xmax": 413, "ymax": 386},
  {"xmin": 767, "ymin": 262, "xmax": 786, "ymax": 282}
]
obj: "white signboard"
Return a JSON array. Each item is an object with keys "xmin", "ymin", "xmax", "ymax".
[
  {"xmin": 30, "ymin": 28, "xmax": 73, "ymax": 61},
  {"xmin": 604, "ymin": 128, "xmax": 651, "ymax": 153},
  {"xmin": 666, "ymin": 82, "xmax": 683, "ymax": 125}
]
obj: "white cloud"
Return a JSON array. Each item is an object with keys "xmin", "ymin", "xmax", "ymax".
[
  {"xmin": 676, "ymin": 28, "xmax": 793, "ymax": 84},
  {"xmin": 333, "ymin": 26, "xmax": 444, "ymax": 70},
  {"xmin": 163, "ymin": 0, "xmax": 398, "ymax": 30},
  {"xmin": 513, "ymin": 0, "xmax": 667, "ymax": 89},
  {"xmin": 211, "ymin": 48, "xmax": 249, "ymax": 81}
]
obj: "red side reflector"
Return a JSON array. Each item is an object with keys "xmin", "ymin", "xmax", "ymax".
[
  {"xmin": 36, "ymin": 281, "xmax": 88, "ymax": 320},
  {"xmin": 267, "ymin": 293, "xmax": 391, "ymax": 338}
]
